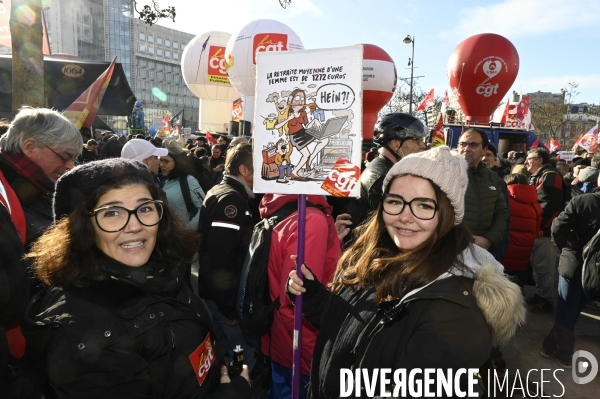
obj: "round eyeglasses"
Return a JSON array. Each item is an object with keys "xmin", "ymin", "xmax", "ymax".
[
  {"xmin": 89, "ymin": 200, "xmax": 164, "ymax": 232},
  {"xmin": 382, "ymin": 194, "xmax": 437, "ymax": 220}
]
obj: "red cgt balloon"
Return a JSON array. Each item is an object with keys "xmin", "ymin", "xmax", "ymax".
[
  {"xmin": 361, "ymin": 44, "xmax": 397, "ymax": 141},
  {"xmin": 447, "ymin": 33, "xmax": 519, "ymax": 124}
]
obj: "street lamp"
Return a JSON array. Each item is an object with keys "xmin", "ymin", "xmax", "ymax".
[{"xmin": 403, "ymin": 35, "xmax": 415, "ymax": 114}]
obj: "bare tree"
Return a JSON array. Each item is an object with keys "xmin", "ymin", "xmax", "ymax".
[
  {"xmin": 379, "ymin": 80, "xmax": 441, "ymax": 126},
  {"xmin": 530, "ymin": 81, "xmax": 579, "ymax": 144}
]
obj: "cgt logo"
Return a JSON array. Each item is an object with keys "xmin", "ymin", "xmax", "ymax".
[
  {"xmin": 252, "ymin": 33, "xmax": 288, "ymax": 64},
  {"xmin": 572, "ymin": 350, "xmax": 598, "ymax": 384},
  {"xmin": 208, "ymin": 46, "xmax": 227, "ymax": 76}
]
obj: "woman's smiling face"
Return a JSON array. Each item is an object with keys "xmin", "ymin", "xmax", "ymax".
[{"xmin": 382, "ymin": 175, "xmax": 439, "ymax": 251}]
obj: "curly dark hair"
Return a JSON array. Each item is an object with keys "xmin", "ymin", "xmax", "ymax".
[{"xmin": 27, "ymin": 175, "xmax": 199, "ymax": 287}]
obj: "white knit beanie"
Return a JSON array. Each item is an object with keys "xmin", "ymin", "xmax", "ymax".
[{"xmin": 382, "ymin": 146, "xmax": 468, "ymax": 225}]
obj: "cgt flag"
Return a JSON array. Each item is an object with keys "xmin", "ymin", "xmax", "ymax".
[
  {"xmin": 550, "ymin": 137, "xmax": 562, "ymax": 152},
  {"xmin": 416, "ymin": 89, "xmax": 434, "ymax": 112},
  {"xmin": 578, "ymin": 125, "xmax": 599, "ymax": 154},
  {"xmin": 431, "ymin": 114, "xmax": 445, "ymax": 147},
  {"xmin": 530, "ymin": 137, "xmax": 540, "ymax": 149},
  {"xmin": 170, "ymin": 110, "xmax": 184, "ymax": 128},
  {"xmin": 63, "ymin": 57, "xmax": 117, "ymax": 129},
  {"xmin": 163, "ymin": 114, "xmax": 170, "ymax": 132}
]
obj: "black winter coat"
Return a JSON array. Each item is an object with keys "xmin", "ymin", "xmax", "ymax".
[
  {"xmin": 552, "ymin": 192, "xmax": 600, "ymax": 279},
  {"xmin": 297, "ymin": 246, "xmax": 525, "ymax": 399},
  {"xmin": 529, "ymin": 164, "xmax": 565, "ymax": 236},
  {"xmin": 21, "ymin": 253, "xmax": 250, "ymax": 399},
  {"xmin": 197, "ymin": 176, "xmax": 254, "ymax": 319}
]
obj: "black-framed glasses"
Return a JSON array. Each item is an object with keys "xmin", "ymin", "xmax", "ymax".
[
  {"xmin": 382, "ymin": 194, "xmax": 437, "ymax": 220},
  {"xmin": 45, "ymin": 145, "xmax": 76, "ymax": 164},
  {"xmin": 89, "ymin": 200, "xmax": 164, "ymax": 232},
  {"xmin": 458, "ymin": 141, "xmax": 482, "ymax": 149}
]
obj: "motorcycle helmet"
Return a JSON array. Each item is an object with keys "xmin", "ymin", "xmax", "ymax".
[{"xmin": 373, "ymin": 113, "xmax": 427, "ymax": 146}]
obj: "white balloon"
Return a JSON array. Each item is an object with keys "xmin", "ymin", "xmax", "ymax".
[
  {"xmin": 225, "ymin": 19, "xmax": 304, "ymax": 97},
  {"xmin": 182, "ymin": 31, "xmax": 241, "ymax": 101}
]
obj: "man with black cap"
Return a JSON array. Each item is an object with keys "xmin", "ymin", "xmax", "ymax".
[{"xmin": 347, "ymin": 113, "xmax": 427, "ymax": 228}]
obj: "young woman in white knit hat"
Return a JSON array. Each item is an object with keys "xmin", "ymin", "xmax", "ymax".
[{"xmin": 287, "ymin": 145, "xmax": 526, "ymax": 398}]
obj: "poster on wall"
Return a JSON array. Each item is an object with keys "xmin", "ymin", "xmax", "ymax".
[{"xmin": 253, "ymin": 46, "xmax": 363, "ymax": 197}]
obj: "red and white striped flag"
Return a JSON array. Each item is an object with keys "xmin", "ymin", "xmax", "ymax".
[{"xmin": 416, "ymin": 89, "xmax": 434, "ymax": 112}]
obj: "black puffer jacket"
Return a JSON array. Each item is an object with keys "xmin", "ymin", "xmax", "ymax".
[
  {"xmin": 21, "ymin": 253, "xmax": 250, "ymax": 399},
  {"xmin": 347, "ymin": 154, "xmax": 394, "ymax": 227},
  {"xmin": 552, "ymin": 192, "xmax": 600, "ymax": 279}
]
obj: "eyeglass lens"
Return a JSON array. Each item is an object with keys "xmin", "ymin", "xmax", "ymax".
[
  {"xmin": 382, "ymin": 195, "xmax": 437, "ymax": 220},
  {"xmin": 94, "ymin": 201, "xmax": 163, "ymax": 232},
  {"xmin": 458, "ymin": 142, "xmax": 481, "ymax": 149}
]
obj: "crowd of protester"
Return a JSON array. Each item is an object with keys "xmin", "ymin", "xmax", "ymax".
[{"xmin": 0, "ymin": 107, "xmax": 599, "ymax": 398}]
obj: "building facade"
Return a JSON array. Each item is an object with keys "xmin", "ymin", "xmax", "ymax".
[{"xmin": 41, "ymin": 0, "xmax": 198, "ymax": 132}]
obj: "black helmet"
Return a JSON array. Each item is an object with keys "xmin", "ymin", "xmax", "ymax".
[{"xmin": 373, "ymin": 113, "xmax": 427, "ymax": 146}]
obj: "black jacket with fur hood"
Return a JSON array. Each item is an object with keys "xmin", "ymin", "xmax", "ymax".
[{"xmin": 297, "ymin": 245, "xmax": 526, "ymax": 399}]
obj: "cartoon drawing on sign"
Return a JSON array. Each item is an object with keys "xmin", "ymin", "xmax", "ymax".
[{"xmin": 254, "ymin": 46, "xmax": 363, "ymax": 196}]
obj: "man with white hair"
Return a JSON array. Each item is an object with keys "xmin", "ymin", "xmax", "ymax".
[
  {"xmin": 121, "ymin": 138, "xmax": 168, "ymax": 177},
  {"xmin": 0, "ymin": 107, "xmax": 82, "ymax": 247}
]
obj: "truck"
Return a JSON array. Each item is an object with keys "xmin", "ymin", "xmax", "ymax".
[{"xmin": 440, "ymin": 123, "xmax": 547, "ymax": 153}]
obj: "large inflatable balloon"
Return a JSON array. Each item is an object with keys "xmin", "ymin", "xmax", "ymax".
[
  {"xmin": 182, "ymin": 31, "xmax": 240, "ymax": 101},
  {"xmin": 447, "ymin": 33, "xmax": 519, "ymax": 124},
  {"xmin": 361, "ymin": 44, "xmax": 397, "ymax": 141},
  {"xmin": 225, "ymin": 19, "xmax": 304, "ymax": 98}
]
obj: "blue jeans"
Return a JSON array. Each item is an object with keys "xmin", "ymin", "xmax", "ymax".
[
  {"xmin": 279, "ymin": 165, "xmax": 292, "ymax": 179},
  {"xmin": 542, "ymin": 274, "xmax": 588, "ymax": 361},
  {"xmin": 205, "ymin": 300, "xmax": 258, "ymax": 372},
  {"xmin": 267, "ymin": 360, "xmax": 310, "ymax": 399}
]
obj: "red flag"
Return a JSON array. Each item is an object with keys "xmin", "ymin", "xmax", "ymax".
[
  {"xmin": 163, "ymin": 115, "xmax": 170, "ymax": 132},
  {"xmin": 515, "ymin": 95, "xmax": 530, "ymax": 122},
  {"xmin": 431, "ymin": 114, "xmax": 445, "ymax": 147},
  {"xmin": 173, "ymin": 125, "xmax": 180, "ymax": 136},
  {"xmin": 416, "ymin": 89, "xmax": 434, "ymax": 112},
  {"xmin": 550, "ymin": 138, "xmax": 562, "ymax": 152},
  {"xmin": 205, "ymin": 131, "xmax": 217, "ymax": 146},
  {"xmin": 530, "ymin": 137, "xmax": 540, "ymax": 149},
  {"xmin": 63, "ymin": 57, "xmax": 117, "ymax": 129}
]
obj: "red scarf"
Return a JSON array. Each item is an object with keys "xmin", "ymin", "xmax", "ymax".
[{"xmin": 0, "ymin": 150, "xmax": 55, "ymax": 195}]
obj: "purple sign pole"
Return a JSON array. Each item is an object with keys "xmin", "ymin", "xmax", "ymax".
[{"xmin": 291, "ymin": 194, "xmax": 307, "ymax": 399}]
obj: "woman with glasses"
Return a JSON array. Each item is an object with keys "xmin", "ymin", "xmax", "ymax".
[
  {"xmin": 22, "ymin": 159, "xmax": 251, "ymax": 399},
  {"xmin": 287, "ymin": 146, "xmax": 525, "ymax": 398}
]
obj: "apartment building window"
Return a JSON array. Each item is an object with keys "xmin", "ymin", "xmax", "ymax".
[
  {"xmin": 139, "ymin": 44, "xmax": 146, "ymax": 52},
  {"xmin": 165, "ymin": 50, "xmax": 171, "ymax": 58},
  {"xmin": 166, "ymin": 74, "xmax": 172, "ymax": 81},
  {"xmin": 148, "ymin": 46, "xmax": 154, "ymax": 54},
  {"xmin": 157, "ymin": 72, "xmax": 164, "ymax": 80},
  {"xmin": 173, "ymin": 52, "xmax": 179, "ymax": 60},
  {"xmin": 140, "ymin": 33, "xmax": 146, "ymax": 41},
  {"xmin": 148, "ymin": 71, "xmax": 155, "ymax": 79},
  {"xmin": 165, "ymin": 39, "xmax": 171, "ymax": 47},
  {"xmin": 174, "ymin": 76, "xmax": 180, "ymax": 84},
  {"xmin": 83, "ymin": 14, "xmax": 90, "ymax": 24},
  {"xmin": 157, "ymin": 49, "xmax": 163, "ymax": 56},
  {"xmin": 77, "ymin": 25, "xmax": 81, "ymax": 35},
  {"xmin": 148, "ymin": 60, "xmax": 155, "ymax": 69},
  {"xmin": 173, "ymin": 42, "xmax": 179, "ymax": 49},
  {"xmin": 165, "ymin": 64, "xmax": 172, "ymax": 72},
  {"xmin": 84, "ymin": 28, "xmax": 90, "ymax": 37},
  {"xmin": 139, "ymin": 59, "xmax": 147, "ymax": 67},
  {"xmin": 157, "ymin": 63, "xmax": 164, "ymax": 71},
  {"xmin": 157, "ymin": 38, "xmax": 163, "ymax": 45},
  {"xmin": 148, "ymin": 35, "xmax": 154, "ymax": 43},
  {"xmin": 76, "ymin": 11, "xmax": 81, "ymax": 22}
]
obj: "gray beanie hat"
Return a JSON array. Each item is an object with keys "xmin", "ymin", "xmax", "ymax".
[{"xmin": 382, "ymin": 146, "xmax": 468, "ymax": 225}]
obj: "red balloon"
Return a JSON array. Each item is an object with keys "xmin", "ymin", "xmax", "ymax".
[
  {"xmin": 447, "ymin": 34, "xmax": 519, "ymax": 124},
  {"xmin": 361, "ymin": 44, "xmax": 396, "ymax": 141}
]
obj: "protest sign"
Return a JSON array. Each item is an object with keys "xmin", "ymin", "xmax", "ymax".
[{"xmin": 253, "ymin": 46, "xmax": 363, "ymax": 196}]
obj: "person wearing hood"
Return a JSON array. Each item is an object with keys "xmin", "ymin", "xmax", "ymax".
[
  {"xmin": 258, "ymin": 194, "xmax": 342, "ymax": 399},
  {"xmin": 20, "ymin": 159, "xmax": 251, "ymax": 399},
  {"xmin": 288, "ymin": 146, "xmax": 526, "ymax": 398}
]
